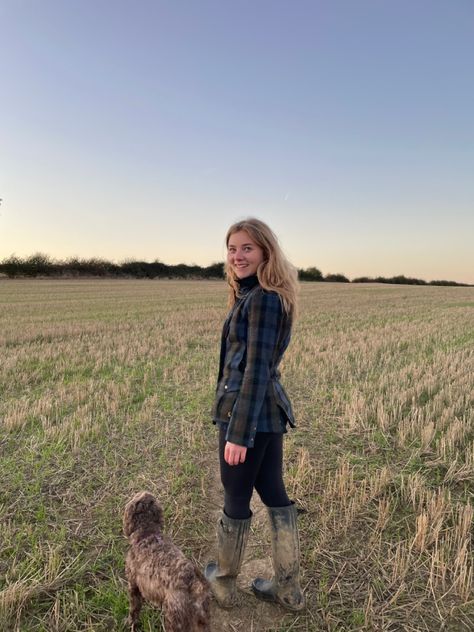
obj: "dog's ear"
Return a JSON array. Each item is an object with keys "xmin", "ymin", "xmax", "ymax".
[{"xmin": 123, "ymin": 492, "xmax": 164, "ymax": 536}]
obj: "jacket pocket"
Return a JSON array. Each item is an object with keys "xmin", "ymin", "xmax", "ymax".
[{"xmin": 212, "ymin": 385, "xmax": 240, "ymax": 421}]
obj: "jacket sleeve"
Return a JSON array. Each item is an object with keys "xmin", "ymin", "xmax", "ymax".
[{"xmin": 225, "ymin": 289, "xmax": 283, "ymax": 448}]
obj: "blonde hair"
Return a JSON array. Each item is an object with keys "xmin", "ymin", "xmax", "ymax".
[{"xmin": 225, "ymin": 217, "xmax": 299, "ymax": 317}]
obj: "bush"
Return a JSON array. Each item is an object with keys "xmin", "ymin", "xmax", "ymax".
[
  {"xmin": 298, "ymin": 267, "xmax": 323, "ymax": 281},
  {"xmin": 324, "ymin": 273, "xmax": 350, "ymax": 283}
]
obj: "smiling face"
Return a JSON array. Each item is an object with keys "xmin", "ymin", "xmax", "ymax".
[{"xmin": 227, "ymin": 229, "xmax": 265, "ymax": 279}]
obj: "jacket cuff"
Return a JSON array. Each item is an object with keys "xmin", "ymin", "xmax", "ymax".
[{"xmin": 224, "ymin": 424, "xmax": 257, "ymax": 448}]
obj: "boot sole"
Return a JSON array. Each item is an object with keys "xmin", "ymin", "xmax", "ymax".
[{"xmin": 252, "ymin": 584, "xmax": 306, "ymax": 611}]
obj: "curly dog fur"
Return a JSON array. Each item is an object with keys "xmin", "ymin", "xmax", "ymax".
[{"xmin": 123, "ymin": 491, "xmax": 211, "ymax": 632}]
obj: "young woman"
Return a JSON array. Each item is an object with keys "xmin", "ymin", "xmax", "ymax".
[{"xmin": 205, "ymin": 218, "xmax": 305, "ymax": 612}]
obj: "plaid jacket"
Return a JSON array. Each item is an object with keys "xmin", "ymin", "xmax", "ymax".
[{"xmin": 211, "ymin": 281, "xmax": 296, "ymax": 448}]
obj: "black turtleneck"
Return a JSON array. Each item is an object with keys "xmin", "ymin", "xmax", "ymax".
[{"xmin": 236, "ymin": 274, "xmax": 259, "ymax": 290}]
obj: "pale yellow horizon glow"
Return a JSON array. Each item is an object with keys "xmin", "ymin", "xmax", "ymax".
[{"xmin": 2, "ymin": 208, "xmax": 472, "ymax": 285}]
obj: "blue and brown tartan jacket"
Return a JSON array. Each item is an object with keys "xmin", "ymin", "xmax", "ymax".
[{"xmin": 211, "ymin": 275, "xmax": 296, "ymax": 448}]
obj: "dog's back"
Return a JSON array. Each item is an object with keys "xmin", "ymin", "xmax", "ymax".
[
  {"xmin": 128, "ymin": 534, "xmax": 210, "ymax": 632},
  {"xmin": 124, "ymin": 492, "xmax": 211, "ymax": 632}
]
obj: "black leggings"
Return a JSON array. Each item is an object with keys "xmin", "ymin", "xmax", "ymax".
[{"xmin": 219, "ymin": 428, "xmax": 291, "ymax": 519}]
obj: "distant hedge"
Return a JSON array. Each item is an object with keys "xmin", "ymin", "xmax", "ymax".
[
  {"xmin": 0, "ymin": 254, "xmax": 470, "ymax": 286},
  {"xmin": 351, "ymin": 275, "xmax": 470, "ymax": 287},
  {"xmin": 0, "ymin": 254, "xmax": 225, "ymax": 280}
]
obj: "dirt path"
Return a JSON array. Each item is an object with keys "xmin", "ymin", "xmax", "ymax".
[{"xmin": 203, "ymin": 451, "xmax": 294, "ymax": 632}]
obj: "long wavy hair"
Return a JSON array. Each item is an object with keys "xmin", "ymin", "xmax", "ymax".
[{"xmin": 225, "ymin": 218, "xmax": 299, "ymax": 317}]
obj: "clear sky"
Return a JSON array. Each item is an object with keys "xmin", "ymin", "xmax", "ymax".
[{"xmin": 1, "ymin": 1, "xmax": 473, "ymax": 283}]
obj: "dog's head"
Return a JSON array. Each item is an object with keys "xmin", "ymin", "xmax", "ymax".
[{"xmin": 123, "ymin": 491, "xmax": 165, "ymax": 538}]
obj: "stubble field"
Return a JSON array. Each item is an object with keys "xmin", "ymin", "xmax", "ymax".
[{"xmin": 0, "ymin": 279, "xmax": 473, "ymax": 631}]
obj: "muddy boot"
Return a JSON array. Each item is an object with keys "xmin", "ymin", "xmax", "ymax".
[
  {"xmin": 205, "ymin": 511, "xmax": 251, "ymax": 608},
  {"xmin": 251, "ymin": 503, "xmax": 305, "ymax": 611}
]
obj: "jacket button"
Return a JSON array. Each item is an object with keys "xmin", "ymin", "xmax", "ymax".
[
  {"xmin": 224, "ymin": 385, "xmax": 228, "ymax": 390},
  {"xmin": 227, "ymin": 412, "xmax": 231, "ymax": 417}
]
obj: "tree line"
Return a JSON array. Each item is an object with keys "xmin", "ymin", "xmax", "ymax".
[{"xmin": 0, "ymin": 253, "xmax": 470, "ymax": 287}]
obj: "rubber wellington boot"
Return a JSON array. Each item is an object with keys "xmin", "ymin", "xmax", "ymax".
[
  {"xmin": 251, "ymin": 503, "xmax": 305, "ymax": 611},
  {"xmin": 205, "ymin": 511, "xmax": 251, "ymax": 608}
]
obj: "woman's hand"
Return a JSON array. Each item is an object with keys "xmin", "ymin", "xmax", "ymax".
[{"xmin": 224, "ymin": 441, "xmax": 247, "ymax": 466}]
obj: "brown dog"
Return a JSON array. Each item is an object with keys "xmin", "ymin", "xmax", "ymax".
[{"xmin": 123, "ymin": 491, "xmax": 211, "ymax": 632}]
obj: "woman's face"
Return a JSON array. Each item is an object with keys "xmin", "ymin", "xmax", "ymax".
[{"xmin": 227, "ymin": 230, "xmax": 265, "ymax": 279}]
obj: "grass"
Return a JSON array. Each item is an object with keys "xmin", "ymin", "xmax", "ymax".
[{"xmin": 1, "ymin": 279, "xmax": 473, "ymax": 631}]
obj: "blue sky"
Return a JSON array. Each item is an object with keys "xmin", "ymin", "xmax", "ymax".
[{"xmin": 1, "ymin": 1, "xmax": 473, "ymax": 282}]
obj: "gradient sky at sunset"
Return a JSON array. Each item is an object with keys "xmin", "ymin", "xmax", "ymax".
[{"xmin": 1, "ymin": 1, "xmax": 473, "ymax": 283}]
